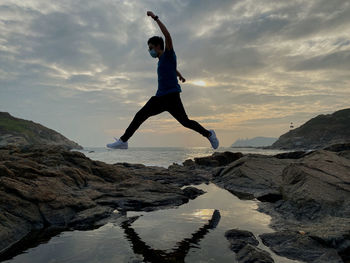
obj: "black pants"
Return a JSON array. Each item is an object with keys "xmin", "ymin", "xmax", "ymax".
[{"xmin": 120, "ymin": 92, "xmax": 211, "ymax": 142}]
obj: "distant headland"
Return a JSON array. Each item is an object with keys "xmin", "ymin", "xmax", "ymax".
[{"xmin": 0, "ymin": 112, "xmax": 82, "ymax": 150}]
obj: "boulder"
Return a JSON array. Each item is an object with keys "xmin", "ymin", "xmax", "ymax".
[
  {"xmin": 213, "ymin": 154, "xmax": 292, "ymax": 200},
  {"xmin": 280, "ymin": 150, "xmax": 350, "ymax": 220}
]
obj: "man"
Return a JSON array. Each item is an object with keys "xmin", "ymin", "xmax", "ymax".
[{"xmin": 107, "ymin": 11, "xmax": 219, "ymax": 149}]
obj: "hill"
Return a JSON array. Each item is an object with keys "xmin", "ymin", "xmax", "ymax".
[
  {"xmin": 231, "ymin": 137, "xmax": 277, "ymax": 147},
  {"xmin": 271, "ymin": 108, "xmax": 350, "ymax": 149},
  {"xmin": 0, "ymin": 112, "xmax": 82, "ymax": 149}
]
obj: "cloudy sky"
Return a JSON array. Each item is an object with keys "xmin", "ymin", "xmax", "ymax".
[{"xmin": 1, "ymin": 0, "xmax": 349, "ymax": 147}]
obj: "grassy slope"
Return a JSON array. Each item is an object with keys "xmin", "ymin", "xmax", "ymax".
[{"xmin": 0, "ymin": 112, "xmax": 82, "ymax": 148}]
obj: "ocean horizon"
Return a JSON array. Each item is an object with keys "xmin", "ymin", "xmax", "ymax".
[{"xmin": 77, "ymin": 146, "xmax": 289, "ymax": 168}]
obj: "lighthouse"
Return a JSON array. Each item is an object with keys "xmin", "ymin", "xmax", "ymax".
[{"xmin": 290, "ymin": 122, "xmax": 294, "ymax": 130}]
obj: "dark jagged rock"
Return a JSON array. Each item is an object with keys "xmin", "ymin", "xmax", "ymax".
[
  {"xmin": 323, "ymin": 142, "xmax": 350, "ymax": 152},
  {"xmin": 324, "ymin": 143, "xmax": 350, "ymax": 160},
  {"xmin": 190, "ymin": 151, "xmax": 243, "ymax": 167},
  {"xmin": 225, "ymin": 229, "xmax": 259, "ymax": 252},
  {"xmin": 225, "ymin": 229, "xmax": 274, "ymax": 263},
  {"xmin": 260, "ymin": 231, "xmax": 343, "ymax": 263},
  {"xmin": 0, "ymin": 112, "xmax": 82, "ymax": 150},
  {"xmin": 256, "ymin": 193, "xmax": 283, "ymax": 203},
  {"xmin": 236, "ymin": 244, "xmax": 274, "ymax": 263},
  {"xmin": 273, "ymin": 150, "xmax": 309, "ymax": 159},
  {"xmin": 182, "ymin": 186, "xmax": 205, "ymax": 199}
]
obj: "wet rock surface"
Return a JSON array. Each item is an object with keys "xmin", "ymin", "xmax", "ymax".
[
  {"xmin": 1, "ymin": 146, "xmax": 349, "ymax": 262},
  {"xmin": 225, "ymin": 229, "xmax": 260, "ymax": 252},
  {"xmin": 0, "ymin": 145, "xmax": 207, "ymax": 256},
  {"xmin": 260, "ymin": 231, "xmax": 344, "ymax": 263},
  {"xmin": 236, "ymin": 244, "xmax": 275, "ymax": 263},
  {"xmin": 212, "ymin": 154, "xmax": 293, "ymax": 200},
  {"xmin": 214, "ymin": 149, "xmax": 350, "ymax": 263},
  {"xmin": 225, "ymin": 229, "xmax": 274, "ymax": 263}
]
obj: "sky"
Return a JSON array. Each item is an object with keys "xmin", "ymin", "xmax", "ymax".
[{"xmin": 1, "ymin": 0, "xmax": 349, "ymax": 147}]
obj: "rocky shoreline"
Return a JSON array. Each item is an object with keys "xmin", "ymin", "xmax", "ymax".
[{"xmin": 0, "ymin": 144, "xmax": 349, "ymax": 262}]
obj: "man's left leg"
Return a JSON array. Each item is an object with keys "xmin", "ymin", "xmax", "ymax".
[{"xmin": 166, "ymin": 93, "xmax": 211, "ymax": 138}]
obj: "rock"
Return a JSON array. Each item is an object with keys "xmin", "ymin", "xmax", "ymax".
[
  {"xmin": 261, "ymin": 150, "xmax": 350, "ymax": 262},
  {"xmin": 323, "ymin": 142, "xmax": 350, "ymax": 152},
  {"xmin": 280, "ymin": 150, "xmax": 350, "ymax": 220},
  {"xmin": 0, "ymin": 145, "xmax": 206, "ymax": 254},
  {"xmin": 68, "ymin": 206, "xmax": 114, "ymax": 229},
  {"xmin": 114, "ymin": 162, "xmax": 211, "ymax": 187},
  {"xmin": 192, "ymin": 151, "xmax": 243, "ymax": 167},
  {"xmin": 273, "ymin": 150, "xmax": 309, "ymax": 159},
  {"xmin": 260, "ymin": 231, "xmax": 343, "ymax": 263},
  {"xmin": 182, "ymin": 159, "xmax": 195, "ymax": 167},
  {"xmin": 182, "ymin": 186, "xmax": 205, "ymax": 199},
  {"xmin": 2, "ymin": 145, "xmax": 350, "ymax": 262},
  {"xmin": 212, "ymin": 149, "xmax": 350, "ymax": 262},
  {"xmin": 225, "ymin": 229, "xmax": 274, "ymax": 263},
  {"xmin": 213, "ymin": 154, "xmax": 292, "ymax": 200},
  {"xmin": 323, "ymin": 143, "xmax": 350, "ymax": 160},
  {"xmin": 236, "ymin": 244, "xmax": 274, "ymax": 263},
  {"xmin": 336, "ymin": 150, "xmax": 350, "ymax": 160},
  {"xmin": 256, "ymin": 193, "xmax": 283, "ymax": 203},
  {"xmin": 225, "ymin": 229, "xmax": 259, "ymax": 252}
]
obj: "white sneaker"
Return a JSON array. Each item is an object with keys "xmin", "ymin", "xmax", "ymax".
[
  {"xmin": 208, "ymin": 129, "xmax": 219, "ymax": 149},
  {"xmin": 106, "ymin": 137, "xmax": 128, "ymax": 149}
]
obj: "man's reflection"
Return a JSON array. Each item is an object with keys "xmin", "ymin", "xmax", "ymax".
[{"xmin": 120, "ymin": 209, "xmax": 221, "ymax": 262}]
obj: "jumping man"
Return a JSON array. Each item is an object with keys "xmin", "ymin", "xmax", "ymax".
[{"xmin": 107, "ymin": 11, "xmax": 219, "ymax": 149}]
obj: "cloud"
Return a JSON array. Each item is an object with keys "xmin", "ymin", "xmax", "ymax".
[
  {"xmin": 288, "ymin": 50, "xmax": 350, "ymax": 71},
  {"xmin": 1, "ymin": 0, "xmax": 350, "ymax": 147}
]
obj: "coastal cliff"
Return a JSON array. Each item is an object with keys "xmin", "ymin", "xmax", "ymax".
[
  {"xmin": 0, "ymin": 112, "xmax": 82, "ymax": 150},
  {"xmin": 271, "ymin": 108, "xmax": 350, "ymax": 150}
]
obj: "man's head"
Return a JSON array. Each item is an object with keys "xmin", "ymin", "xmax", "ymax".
[{"xmin": 147, "ymin": 36, "xmax": 164, "ymax": 58}]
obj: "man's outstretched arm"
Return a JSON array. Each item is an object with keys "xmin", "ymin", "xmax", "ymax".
[{"xmin": 147, "ymin": 11, "xmax": 173, "ymax": 50}]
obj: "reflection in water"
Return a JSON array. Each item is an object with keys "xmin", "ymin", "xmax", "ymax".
[
  {"xmin": 1, "ymin": 183, "xmax": 302, "ymax": 263},
  {"xmin": 120, "ymin": 210, "xmax": 221, "ymax": 262}
]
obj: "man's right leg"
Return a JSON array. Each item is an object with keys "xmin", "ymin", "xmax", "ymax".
[{"xmin": 120, "ymin": 96, "xmax": 164, "ymax": 142}]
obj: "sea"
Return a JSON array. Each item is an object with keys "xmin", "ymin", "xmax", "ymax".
[
  {"xmin": 76, "ymin": 146, "xmax": 289, "ymax": 168},
  {"xmin": 2, "ymin": 146, "xmax": 303, "ymax": 263}
]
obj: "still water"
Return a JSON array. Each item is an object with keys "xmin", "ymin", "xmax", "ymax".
[{"xmin": 2, "ymin": 147, "xmax": 301, "ymax": 263}]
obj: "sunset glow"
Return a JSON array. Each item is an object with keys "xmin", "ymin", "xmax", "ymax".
[
  {"xmin": 191, "ymin": 80, "xmax": 207, "ymax": 87},
  {"xmin": 1, "ymin": 1, "xmax": 349, "ymax": 147}
]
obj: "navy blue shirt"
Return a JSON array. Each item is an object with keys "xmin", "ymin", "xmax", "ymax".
[{"xmin": 156, "ymin": 48, "xmax": 182, "ymax": 97}]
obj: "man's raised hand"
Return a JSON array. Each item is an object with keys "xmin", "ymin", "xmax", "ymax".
[{"xmin": 147, "ymin": 11, "xmax": 156, "ymax": 19}]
